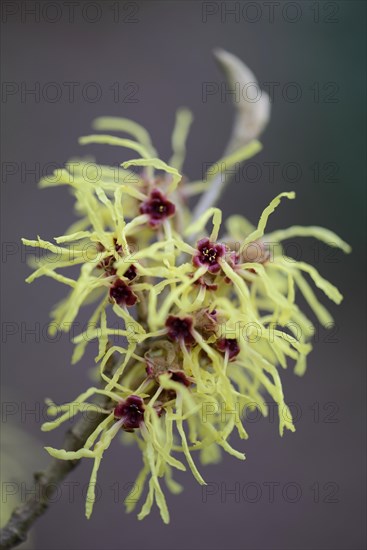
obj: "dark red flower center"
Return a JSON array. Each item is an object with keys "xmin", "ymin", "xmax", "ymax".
[
  {"xmin": 140, "ymin": 189, "xmax": 175, "ymax": 227},
  {"xmin": 193, "ymin": 238, "xmax": 226, "ymax": 274},
  {"xmin": 168, "ymin": 369, "xmax": 191, "ymax": 387},
  {"xmin": 165, "ymin": 315, "xmax": 195, "ymax": 346},
  {"xmin": 123, "ymin": 265, "xmax": 137, "ymax": 281},
  {"xmin": 114, "ymin": 395, "xmax": 145, "ymax": 430},
  {"xmin": 203, "ymin": 246, "xmax": 218, "ymax": 263},
  {"xmin": 216, "ymin": 338, "xmax": 240, "ymax": 360},
  {"xmin": 109, "ymin": 279, "xmax": 137, "ymax": 307}
]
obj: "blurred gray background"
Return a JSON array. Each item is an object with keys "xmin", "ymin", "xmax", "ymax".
[{"xmin": 1, "ymin": 1, "xmax": 366, "ymax": 549}]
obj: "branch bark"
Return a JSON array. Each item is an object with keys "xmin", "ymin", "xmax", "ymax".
[
  {"xmin": 0, "ymin": 389, "xmax": 111, "ymax": 550},
  {"xmin": 0, "ymin": 344, "xmax": 124, "ymax": 550}
]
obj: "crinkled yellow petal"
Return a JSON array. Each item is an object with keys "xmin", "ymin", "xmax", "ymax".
[{"xmin": 169, "ymin": 107, "xmax": 194, "ymax": 171}]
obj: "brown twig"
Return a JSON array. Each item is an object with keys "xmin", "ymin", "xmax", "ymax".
[
  {"xmin": 0, "ymin": 388, "xmax": 111, "ymax": 550},
  {"xmin": 0, "ymin": 346, "xmax": 124, "ymax": 550}
]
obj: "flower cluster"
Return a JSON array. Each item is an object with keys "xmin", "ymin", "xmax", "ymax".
[{"xmin": 23, "ymin": 110, "xmax": 350, "ymax": 524}]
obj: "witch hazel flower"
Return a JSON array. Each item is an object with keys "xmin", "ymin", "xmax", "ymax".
[
  {"xmin": 114, "ymin": 395, "xmax": 145, "ymax": 430},
  {"xmin": 165, "ymin": 315, "xmax": 195, "ymax": 346},
  {"xmin": 109, "ymin": 278, "xmax": 137, "ymax": 307},
  {"xmin": 139, "ymin": 188, "xmax": 176, "ymax": 228},
  {"xmin": 167, "ymin": 369, "xmax": 192, "ymax": 387},
  {"xmin": 193, "ymin": 238, "xmax": 227, "ymax": 273},
  {"xmin": 216, "ymin": 337, "xmax": 240, "ymax": 361},
  {"xmin": 21, "ymin": 51, "xmax": 351, "ymax": 528},
  {"xmin": 122, "ymin": 264, "xmax": 138, "ymax": 281}
]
